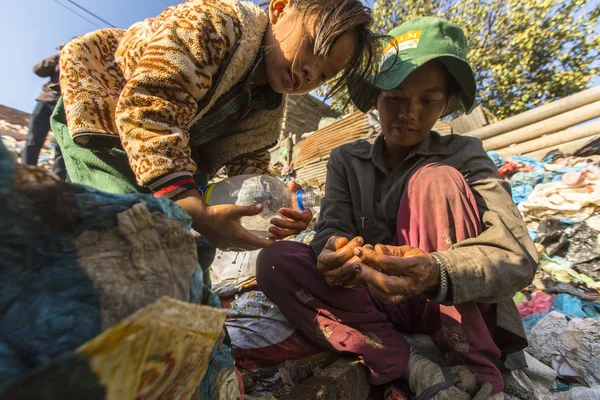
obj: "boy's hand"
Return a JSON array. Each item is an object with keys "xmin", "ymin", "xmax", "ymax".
[
  {"xmin": 317, "ymin": 236, "xmax": 366, "ymax": 287},
  {"xmin": 268, "ymin": 208, "xmax": 313, "ymax": 239}
]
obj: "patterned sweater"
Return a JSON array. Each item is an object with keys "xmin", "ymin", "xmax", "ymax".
[{"xmin": 59, "ymin": 0, "xmax": 286, "ymax": 195}]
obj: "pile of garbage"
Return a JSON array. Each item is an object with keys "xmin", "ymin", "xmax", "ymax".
[
  {"xmin": 488, "ymin": 146, "xmax": 600, "ymax": 399},
  {"xmin": 0, "ymin": 139, "xmax": 240, "ymax": 399},
  {"xmin": 0, "ymin": 119, "xmax": 28, "ymax": 137},
  {"xmin": 0, "ymin": 130, "xmax": 58, "ymax": 173}
]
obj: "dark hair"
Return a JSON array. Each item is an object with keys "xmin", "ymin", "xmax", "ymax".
[{"xmin": 290, "ymin": 0, "xmax": 384, "ymax": 101}]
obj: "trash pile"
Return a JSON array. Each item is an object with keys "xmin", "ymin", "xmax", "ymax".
[
  {"xmin": 488, "ymin": 147, "xmax": 600, "ymax": 399},
  {"xmin": 0, "ymin": 119, "xmax": 28, "ymax": 139},
  {"xmin": 0, "ymin": 140, "xmax": 239, "ymax": 399},
  {"xmin": 0, "ymin": 129, "xmax": 58, "ymax": 173},
  {"xmin": 211, "ymin": 225, "xmax": 325, "ymax": 399}
]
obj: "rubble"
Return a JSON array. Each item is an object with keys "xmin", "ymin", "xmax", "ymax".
[
  {"xmin": 490, "ymin": 147, "xmax": 600, "ymax": 398},
  {"xmin": 1, "ymin": 121, "xmax": 57, "ymax": 174}
]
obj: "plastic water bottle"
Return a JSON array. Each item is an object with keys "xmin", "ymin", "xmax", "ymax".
[{"xmin": 198, "ymin": 175, "xmax": 320, "ymax": 237}]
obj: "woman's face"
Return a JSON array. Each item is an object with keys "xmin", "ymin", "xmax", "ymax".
[
  {"xmin": 376, "ymin": 61, "xmax": 450, "ymax": 150},
  {"xmin": 262, "ymin": 0, "xmax": 356, "ymax": 95}
]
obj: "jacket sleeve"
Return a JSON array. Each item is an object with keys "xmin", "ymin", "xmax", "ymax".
[
  {"xmin": 115, "ymin": 2, "xmax": 241, "ymax": 194},
  {"xmin": 438, "ymin": 139, "xmax": 539, "ymax": 305},
  {"xmin": 309, "ymin": 148, "xmax": 358, "ymax": 259},
  {"xmin": 33, "ymin": 55, "xmax": 59, "ymax": 77}
]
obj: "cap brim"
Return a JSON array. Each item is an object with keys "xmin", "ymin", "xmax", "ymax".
[{"xmin": 348, "ymin": 54, "xmax": 477, "ymax": 116}]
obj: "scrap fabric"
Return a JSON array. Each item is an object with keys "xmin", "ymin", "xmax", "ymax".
[
  {"xmin": 0, "ymin": 140, "xmax": 238, "ymax": 399},
  {"xmin": 489, "ymin": 150, "xmax": 600, "ymax": 397}
]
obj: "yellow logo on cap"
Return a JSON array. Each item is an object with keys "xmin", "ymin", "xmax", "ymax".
[
  {"xmin": 384, "ymin": 30, "xmax": 422, "ymax": 54},
  {"xmin": 381, "ymin": 30, "xmax": 422, "ymax": 66}
]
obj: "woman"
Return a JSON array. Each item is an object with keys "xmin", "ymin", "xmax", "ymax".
[
  {"xmin": 257, "ymin": 17, "xmax": 538, "ymax": 398},
  {"xmin": 51, "ymin": 0, "xmax": 381, "ymax": 251}
]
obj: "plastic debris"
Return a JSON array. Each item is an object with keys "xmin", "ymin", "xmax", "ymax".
[
  {"xmin": 528, "ymin": 311, "xmax": 600, "ymax": 387},
  {"xmin": 517, "ymin": 291, "xmax": 553, "ymax": 316}
]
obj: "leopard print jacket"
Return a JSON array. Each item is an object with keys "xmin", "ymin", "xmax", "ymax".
[{"xmin": 59, "ymin": 0, "xmax": 285, "ymax": 187}]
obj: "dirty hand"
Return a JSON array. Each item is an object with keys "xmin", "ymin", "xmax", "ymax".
[
  {"xmin": 317, "ymin": 236, "xmax": 369, "ymax": 287},
  {"xmin": 268, "ymin": 180, "xmax": 313, "ymax": 239},
  {"xmin": 268, "ymin": 208, "xmax": 313, "ymax": 240},
  {"xmin": 174, "ymin": 189, "xmax": 274, "ymax": 251},
  {"xmin": 353, "ymin": 244, "xmax": 440, "ymax": 303}
]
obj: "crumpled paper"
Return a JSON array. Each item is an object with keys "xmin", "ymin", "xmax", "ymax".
[{"xmin": 528, "ymin": 311, "xmax": 600, "ymax": 387}]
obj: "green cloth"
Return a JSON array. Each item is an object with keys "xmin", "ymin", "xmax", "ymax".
[
  {"xmin": 51, "ymin": 96, "xmax": 215, "ymax": 285},
  {"xmin": 50, "ymin": 97, "xmax": 148, "ymax": 195}
]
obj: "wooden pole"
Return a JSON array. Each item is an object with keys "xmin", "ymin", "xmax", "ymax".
[
  {"xmin": 482, "ymin": 101, "xmax": 600, "ymax": 151},
  {"xmin": 525, "ymin": 135, "xmax": 600, "ymax": 160},
  {"xmin": 465, "ymin": 86, "xmax": 600, "ymax": 139},
  {"xmin": 496, "ymin": 121, "xmax": 600, "ymax": 157}
]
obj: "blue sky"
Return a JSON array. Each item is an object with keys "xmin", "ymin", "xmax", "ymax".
[{"xmin": 0, "ymin": 0, "xmax": 196, "ymax": 113}]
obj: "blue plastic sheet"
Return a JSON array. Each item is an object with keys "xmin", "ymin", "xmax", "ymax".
[
  {"xmin": 487, "ymin": 151, "xmax": 505, "ymax": 168},
  {"xmin": 522, "ymin": 313, "xmax": 548, "ymax": 334},
  {"xmin": 509, "ymin": 171, "xmax": 554, "ymax": 204},
  {"xmin": 552, "ymin": 294, "xmax": 600, "ymax": 320},
  {"xmin": 529, "ymin": 230, "xmax": 538, "ymax": 241},
  {"xmin": 511, "ymin": 183, "xmax": 535, "ymax": 204},
  {"xmin": 508, "ymin": 155, "xmax": 546, "ymax": 173},
  {"xmin": 0, "ymin": 140, "xmax": 234, "ymax": 396}
]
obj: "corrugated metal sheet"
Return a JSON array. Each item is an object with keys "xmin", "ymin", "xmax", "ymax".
[
  {"xmin": 292, "ymin": 111, "xmax": 370, "ymax": 167},
  {"xmin": 450, "ymin": 106, "xmax": 488, "ymax": 134},
  {"xmin": 283, "ymin": 95, "xmax": 339, "ymax": 137},
  {"xmin": 294, "ymin": 159, "xmax": 329, "ymax": 189}
]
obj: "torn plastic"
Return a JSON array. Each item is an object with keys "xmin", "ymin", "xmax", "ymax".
[
  {"xmin": 502, "ymin": 351, "xmax": 557, "ymax": 400},
  {"xmin": 528, "ymin": 311, "xmax": 600, "ymax": 387}
]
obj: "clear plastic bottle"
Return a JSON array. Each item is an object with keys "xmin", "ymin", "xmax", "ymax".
[{"xmin": 198, "ymin": 175, "xmax": 320, "ymax": 237}]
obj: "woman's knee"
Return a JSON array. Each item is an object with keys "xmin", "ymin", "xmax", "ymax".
[
  {"xmin": 256, "ymin": 241, "xmax": 312, "ymax": 295},
  {"xmin": 409, "ymin": 163, "xmax": 467, "ymax": 193}
]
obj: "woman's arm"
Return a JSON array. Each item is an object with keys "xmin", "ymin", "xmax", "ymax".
[
  {"xmin": 115, "ymin": 1, "xmax": 242, "ymax": 195},
  {"xmin": 353, "ymin": 138, "xmax": 538, "ymax": 305},
  {"xmin": 437, "ymin": 139, "xmax": 539, "ymax": 304}
]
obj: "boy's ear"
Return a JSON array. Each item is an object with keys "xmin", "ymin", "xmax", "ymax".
[{"xmin": 269, "ymin": 0, "xmax": 292, "ymax": 24}]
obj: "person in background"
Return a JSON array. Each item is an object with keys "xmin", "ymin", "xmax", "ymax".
[
  {"xmin": 22, "ymin": 45, "xmax": 66, "ymax": 180},
  {"xmin": 257, "ymin": 17, "xmax": 538, "ymax": 399}
]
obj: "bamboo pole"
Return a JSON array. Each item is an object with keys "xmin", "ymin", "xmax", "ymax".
[
  {"xmin": 482, "ymin": 101, "xmax": 600, "ymax": 151},
  {"xmin": 496, "ymin": 121, "xmax": 600, "ymax": 157},
  {"xmin": 525, "ymin": 135, "xmax": 600, "ymax": 160},
  {"xmin": 465, "ymin": 86, "xmax": 600, "ymax": 140}
]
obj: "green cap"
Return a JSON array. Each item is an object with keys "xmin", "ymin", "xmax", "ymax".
[{"xmin": 349, "ymin": 17, "xmax": 477, "ymax": 115}]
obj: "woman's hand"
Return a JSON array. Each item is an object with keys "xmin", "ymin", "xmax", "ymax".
[
  {"xmin": 317, "ymin": 236, "xmax": 367, "ymax": 287},
  {"xmin": 174, "ymin": 189, "xmax": 274, "ymax": 251},
  {"xmin": 268, "ymin": 208, "xmax": 313, "ymax": 239},
  {"xmin": 353, "ymin": 244, "xmax": 441, "ymax": 303}
]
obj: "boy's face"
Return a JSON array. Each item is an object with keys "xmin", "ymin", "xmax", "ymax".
[
  {"xmin": 375, "ymin": 61, "xmax": 450, "ymax": 149},
  {"xmin": 263, "ymin": 0, "xmax": 356, "ymax": 95}
]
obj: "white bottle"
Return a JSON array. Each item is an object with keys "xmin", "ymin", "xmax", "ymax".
[{"xmin": 198, "ymin": 175, "xmax": 319, "ymax": 237}]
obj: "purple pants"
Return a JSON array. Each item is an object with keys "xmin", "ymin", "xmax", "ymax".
[{"xmin": 256, "ymin": 164, "xmax": 504, "ymax": 393}]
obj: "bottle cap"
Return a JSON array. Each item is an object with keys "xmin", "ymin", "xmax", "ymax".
[{"xmin": 296, "ymin": 189, "xmax": 306, "ymax": 211}]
